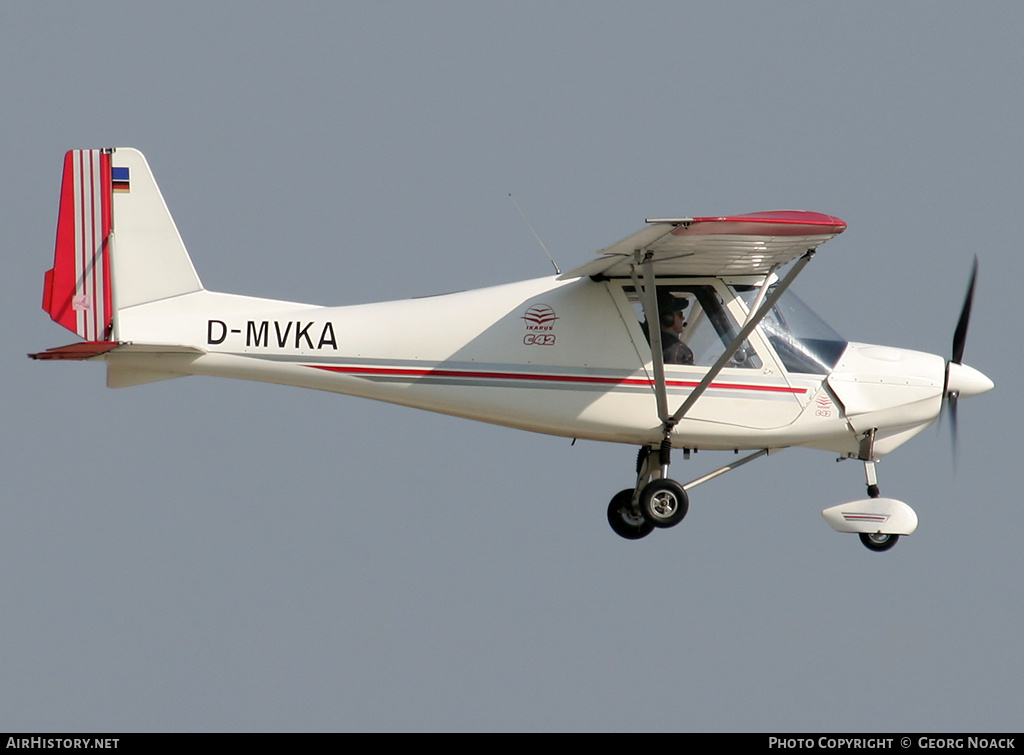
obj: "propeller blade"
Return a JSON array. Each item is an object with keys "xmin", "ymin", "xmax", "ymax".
[
  {"xmin": 945, "ymin": 258, "xmax": 987, "ymax": 468},
  {"xmin": 951, "ymin": 256, "xmax": 978, "ymax": 365}
]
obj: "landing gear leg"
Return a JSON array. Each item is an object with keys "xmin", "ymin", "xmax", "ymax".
[
  {"xmin": 605, "ymin": 441, "xmax": 689, "ymax": 539},
  {"xmin": 864, "ymin": 460, "xmax": 880, "ymax": 499},
  {"xmin": 857, "ymin": 433, "xmax": 899, "ymax": 552}
]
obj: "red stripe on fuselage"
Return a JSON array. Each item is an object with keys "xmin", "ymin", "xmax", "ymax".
[{"xmin": 306, "ymin": 364, "xmax": 807, "ymax": 395}]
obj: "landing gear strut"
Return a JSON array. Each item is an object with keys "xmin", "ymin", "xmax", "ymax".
[
  {"xmin": 857, "ymin": 437, "xmax": 901, "ymax": 553},
  {"xmin": 607, "ymin": 443, "xmax": 689, "ymax": 540},
  {"xmin": 606, "ymin": 444, "xmax": 775, "ymax": 540}
]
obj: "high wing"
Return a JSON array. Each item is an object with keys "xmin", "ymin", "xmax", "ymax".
[
  {"xmin": 558, "ymin": 210, "xmax": 846, "ymax": 279},
  {"xmin": 557, "ymin": 210, "xmax": 847, "ymax": 459}
]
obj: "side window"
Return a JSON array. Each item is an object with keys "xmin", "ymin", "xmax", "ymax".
[{"xmin": 624, "ymin": 284, "xmax": 762, "ymax": 369}]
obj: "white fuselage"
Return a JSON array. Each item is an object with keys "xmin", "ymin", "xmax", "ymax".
[{"xmin": 110, "ymin": 274, "xmax": 948, "ymax": 459}]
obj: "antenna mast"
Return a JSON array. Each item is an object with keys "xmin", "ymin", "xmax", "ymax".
[{"xmin": 509, "ymin": 193, "xmax": 560, "ymax": 275}]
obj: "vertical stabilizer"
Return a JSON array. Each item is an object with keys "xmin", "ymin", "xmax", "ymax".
[
  {"xmin": 107, "ymin": 148, "xmax": 202, "ymax": 311},
  {"xmin": 41, "ymin": 148, "xmax": 204, "ymax": 342}
]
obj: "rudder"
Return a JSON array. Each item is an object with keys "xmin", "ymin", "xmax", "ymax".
[{"xmin": 43, "ymin": 149, "xmax": 113, "ymax": 340}]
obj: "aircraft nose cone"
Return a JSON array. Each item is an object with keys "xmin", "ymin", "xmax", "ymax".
[{"xmin": 946, "ymin": 361, "xmax": 994, "ymax": 399}]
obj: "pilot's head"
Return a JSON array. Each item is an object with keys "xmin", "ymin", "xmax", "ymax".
[{"xmin": 657, "ymin": 292, "xmax": 689, "ymax": 331}]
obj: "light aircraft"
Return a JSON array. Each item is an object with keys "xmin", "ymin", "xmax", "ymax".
[{"xmin": 31, "ymin": 148, "xmax": 994, "ymax": 551}]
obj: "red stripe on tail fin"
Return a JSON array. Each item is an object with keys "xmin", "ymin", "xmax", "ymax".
[{"xmin": 43, "ymin": 149, "xmax": 113, "ymax": 340}]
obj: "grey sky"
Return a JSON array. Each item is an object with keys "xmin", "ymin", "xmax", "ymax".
[{"xmin": 2, "ymin": 2, "xmax": 1021, "ymax": 731}]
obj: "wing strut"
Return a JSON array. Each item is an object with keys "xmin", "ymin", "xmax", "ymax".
[
  {"xmin": 632, "ymin": 250, "xmax": 671, "ymax": 423},
  {"xmin": 625, "ymin": 225, "xmax": 683, "ymax": 425}
]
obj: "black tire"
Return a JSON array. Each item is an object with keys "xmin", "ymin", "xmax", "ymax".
[
  {"xmin": 640, "ymin": 479, "xmax": 689, "ymax": 528},
  {"xmin": 859, "ymin": 532, "xmax": 900, "ymax": 552},
  {"xmin": 607, "ymin": 489, "xmax": 654, "ymax": 540}
]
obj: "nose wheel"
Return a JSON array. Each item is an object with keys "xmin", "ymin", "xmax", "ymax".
[
  {"xmin": 820, "ymin": 450, "xmax": 910, "ymax": 553},
  {"xmin": 860, "ymin": 454, "xmax": 900, "ymax": 552},
  {"xmin": 860, "ymin": 532, "xmax": 899, "ymax": 552}
]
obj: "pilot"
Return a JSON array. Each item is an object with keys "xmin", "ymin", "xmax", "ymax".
[{"xmin": 652, "ymin": 292, "xmax": 694, "ymax": 365}]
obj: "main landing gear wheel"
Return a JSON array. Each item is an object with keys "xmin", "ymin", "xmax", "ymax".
[
  {"xmin": 607, "ymin": 489, "xmax": 654, "ymax": 540},
  {"xmin": 859, "ymin": 532, "xmax": 900, "ymax": 552},
  {"xmin": 640, "ymin": 479, "xmax": 689, "ymax": 529}
]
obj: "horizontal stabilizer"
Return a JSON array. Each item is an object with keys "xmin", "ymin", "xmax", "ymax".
[
  {"xmin": 106, "ymin": 363, "xmax": 187, "ymax": 388},
  {"xmin": 28, "ymin": 341, "xmax": 120, "ymax": 360},
  {"xmin": 29, "ymin": 341, "xmax": 203, "ymax": 360},
  {"xmin": 104, "ymin": 342, "xmax": 204, "ymax": 387},
  {"xmin": 30, "ymin": 340, "xmax": 204, "ymax": 388}
]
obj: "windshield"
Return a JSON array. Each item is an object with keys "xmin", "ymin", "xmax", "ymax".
[{"xmin": 734, "ymin": 285, "xmax": 847, "ymax": 374}]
